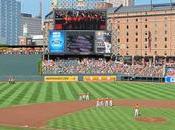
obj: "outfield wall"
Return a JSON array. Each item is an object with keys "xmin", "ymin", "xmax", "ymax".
[
  {"xmin": 0, "ymin": 74, "xmax": 164, "ymax": 82},
  {"xmin": 0, "ymin": 75, "xmax": 43, "ymax": 82},
  {"xmin": 0, "ymin": 54, "xmax": 41, "ymax": 76}
]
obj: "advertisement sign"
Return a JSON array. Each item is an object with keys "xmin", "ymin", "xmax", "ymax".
[
  {"xmin": 83, "ymin": 76, "xmax": 116, "ymax": 82},
  {"xmin": 95, "ymin": 31, "xmax": 112, "ymax": 54},
  {"xmin": 44, "ymin": 76, "xmax": 78, "ymax": 82},
  {"xmin": 165, "ymin": 67, "xmax": 175, "ymax": 83},
  {"xmin": 49, "ymin": 31, "xmax": 65, "ymax": 53},
  {"xmin": 165, "ymin": 76, "xmax": 175, "ymax": 83}
]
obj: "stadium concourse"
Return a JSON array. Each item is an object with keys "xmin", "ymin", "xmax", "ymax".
[{"xmin": 42, "ymin": 58, "xmax": 164, "ymax": 77}]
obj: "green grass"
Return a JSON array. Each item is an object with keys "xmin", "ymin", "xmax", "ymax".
[
  {"xmin": 0, "ymin": 81, "xmax": 175, "ymax": 130},
  {"xmin": 48, "ymin": 106, "xmax": 175, "ymax": 130},
  {"xmin": 0, "ymin": 82, "xmax": 175, "ymax": 108}
]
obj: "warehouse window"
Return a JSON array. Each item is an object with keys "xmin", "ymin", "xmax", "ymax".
[
  {"xmin": 155, "ymin": 44, "xmax": 157, "ymax": 48},
  {"xmin": 136, "ymin": 25, "xmax": 138, "ymax": 29},
  {"xmin": 136, "ymin": 38, "xmax": 138, "ymax": 42},
  {"xmin": 135, "ymin": 44, "xmax": 138, "ymax": 48}
]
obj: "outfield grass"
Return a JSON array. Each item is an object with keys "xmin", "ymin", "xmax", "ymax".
[
  {"xmin": 0, "ymin": 82, "xmax": 175, "ymax": 108},
  {"xmin": 48, "ymin": 106, "xmax": 175, "ymax": 130}
]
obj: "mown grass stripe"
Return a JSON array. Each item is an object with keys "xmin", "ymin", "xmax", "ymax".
[
  {"xmin": 131, "ymin": 83, "xmax": 174, "ymax": 99},
  {"xmin": 0, "ymin": 83, "xmax": 10, "ymax": 92},
  {"xmin": 0, "ymin": 84, "xmax": 12, "ymax": 94},
  {"xmin": 0, "ymin": 83, "xmax": 24, "ymax": 106},
  {"xmin": 109, "ymin": 83, "xmax": 140, "ymax": 99},
  {"xmin": 45, "ymin": 82, "xmax": 53, "ymax": 102},
  {"xmin": 65, "ymin": 82, "xmax": 78, "ymax": 100},
  {"xmin": 19, "ymin": 82, "xmax": 40, "ymax": 104},
  {"xmin": 57, "ymin": 82, "xmax": 66, "ymax": 100},
  {"xmin": 9, "ymin": 82, "xmax": 33, "ymax": 105},
  {"xmin": 52, "ymin": 83, "xmax": 61, "ymax": 101},
  {"xmin": 37, "ymin": 82, "xmax": 48, "ymax": 102},
  {"xmin": 104, "ymin": 82, "xmax": 136, "ymax": 98},
  {"xmin": 147, "ymin": 83, "xmax": 175, "ymax": 98},
  {"xmin": 123, "ymin": 83, "xmax": 157, "ymax": 99},
  {"xmin": 76, "ymin": 82, "xmax": 96, "ymax": 99},
  {"xmin": 1, "ymin": 84, "xmax": 28, "ymax": 107},
  {"xmin": 95, "ymin": 82, "xmax": 125, "ymax": 98},
  {"xmin": 28, "ymin": 84, "xmax": 42, "ymax": 103},
  {"xmin": 85, "ymin": 82, "xmax": 107, "ymax": 98}
]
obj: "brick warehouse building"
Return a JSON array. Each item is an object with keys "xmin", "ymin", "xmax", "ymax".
[{"xmin": 107, "ymin": 3, "xmax": 175, "ymax": 65}]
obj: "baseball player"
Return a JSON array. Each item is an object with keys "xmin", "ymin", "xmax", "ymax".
[
  {"xmin": 85, "ymin": 93, "xmax": 89, "ymax": 101},
  {"xmin": 105, "ymin": 98, "xmax": 109, "ymax": 107},
  {"xmin": 96, "ymin": 98, "xmax": 100, "ymax": 107},
  {"xmin": 134, "ymin": 104, "xmax": 140, "ymax": 118},
  {"xmin": 109, "ymin": 98, "xmax": 113, "ymax": 107},
  {"xmin": 82, "ymin": 94, "xmax": 86, "ymax": 101},
  {"xmin": 100, "ymin": 98, "xmax": 104, "ymax": 107}
]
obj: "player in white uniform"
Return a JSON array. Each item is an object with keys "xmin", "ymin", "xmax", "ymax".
[
  {"xmin": 82, "ymin": 94, "xmax": 86, "ymax": 101},
  {"xmin": 85, "ymin": 93, "xmax": 89, "ymax": 101},
  {"xmin": 105, "ymin": 98, "xmax": 109, "ymax": 107},
  {"xmin": 100, "ymin": 98, "xmax": 104, "ymax": 107},
  {"xmin": 96, "ymin": 98, "xmax": 100, "ymax": 107},
  {"xmin": 109, "ymin": 98, "xmax": 113, "ymax": 107},
  {"xmin": 134, "ymin": 104, "xmax": 140, "ymax": 118}
]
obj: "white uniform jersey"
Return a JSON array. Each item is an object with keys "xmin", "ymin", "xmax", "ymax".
[
  {"xmin": 109, "ymin": 100, "xmax": 113, "ymax": 107},
  {"xmin": 86, "ymin": 94, "xmax": 89, "ymax": 101},
  {"xmin": 105, "ymin": 99, "xmax": 109, "ymax": 107},
  {"xmin": 96, "ymin": 100, "xmax": 100, "ymax": 107}
]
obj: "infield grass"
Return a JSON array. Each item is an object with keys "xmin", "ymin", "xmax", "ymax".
[{"xmin": 48, "ymin": 106, "xmax": 175, "ymax": 130}]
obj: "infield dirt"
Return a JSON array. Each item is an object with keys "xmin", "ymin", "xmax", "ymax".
[{"xmin": 0, "ymin": 99, "xmax": 175, "ymax": 128}]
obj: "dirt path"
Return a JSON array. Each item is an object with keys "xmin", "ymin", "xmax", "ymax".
[{"xmin": 0, "ymin": 99, "xmax": 175, "ymax": 128}]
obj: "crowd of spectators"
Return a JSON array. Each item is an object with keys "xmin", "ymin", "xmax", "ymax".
[
  {"xmin": 0, "ymin": 48, "xmax": 44, "ymax": 55},
  {"xmin": 42, "ymin": 58, "xmax": 164, "ymax": 77}
]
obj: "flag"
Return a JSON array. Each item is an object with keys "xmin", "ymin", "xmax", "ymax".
[{"xmin": 148, "ymin": 31, "xmax": 152, "ymax": 52}]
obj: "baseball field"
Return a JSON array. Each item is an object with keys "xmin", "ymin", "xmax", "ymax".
[{"xmin": 0, "ymin": 81, "xmax": 175, "ymax": 130}]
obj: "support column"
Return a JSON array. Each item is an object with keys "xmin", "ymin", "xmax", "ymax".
[
  {"xmin": 153, "ymin": 56, "xmax": 156, "ymax": 66},
  {"xmin": 132, "ymin": 56, "xmax": 134, "ymax": 65},
  {"xmin": 142, "ymin": 57, "xmax": 145, "ymax": 65}
]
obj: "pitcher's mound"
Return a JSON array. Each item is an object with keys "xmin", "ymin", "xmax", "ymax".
[{"xmin": 135, "ymin": 117, "xmax": 166, "ymax": 123}]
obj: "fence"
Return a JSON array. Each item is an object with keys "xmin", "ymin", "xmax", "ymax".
[{"xmin": 0, "ymin": 74, "xmax": 165, "ymax": 82}]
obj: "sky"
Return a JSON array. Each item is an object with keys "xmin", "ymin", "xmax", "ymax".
[{"xmin": 20, "ymin": 0, "xmax": 174, "ymax": 17}]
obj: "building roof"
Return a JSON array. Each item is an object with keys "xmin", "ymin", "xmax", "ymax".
[{"xmin": 107, "ymin": 3, "xmax": 175, "ymax": 14}]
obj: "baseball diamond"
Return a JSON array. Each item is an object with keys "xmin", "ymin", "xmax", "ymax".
[{"xmin": 0, "ymin": 82, "xmax": 175, "ymax": 130}]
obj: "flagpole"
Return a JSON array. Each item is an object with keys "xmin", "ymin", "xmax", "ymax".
[
  {"xmin": 151, "ymin": 0, "xmax": 153, "ymax": 10},
  {"xmin": 170, "ymin": 0, "xmax": 172, "ymax": 9}
]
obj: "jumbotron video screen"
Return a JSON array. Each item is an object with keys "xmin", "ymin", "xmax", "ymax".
[
  {"xmin": 54, "ymin": 10, "xmax": 106, "ymax": 30},
  {"xmin": 66, "ymin": 31, "xmax": 94, "ymax": 54}
]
